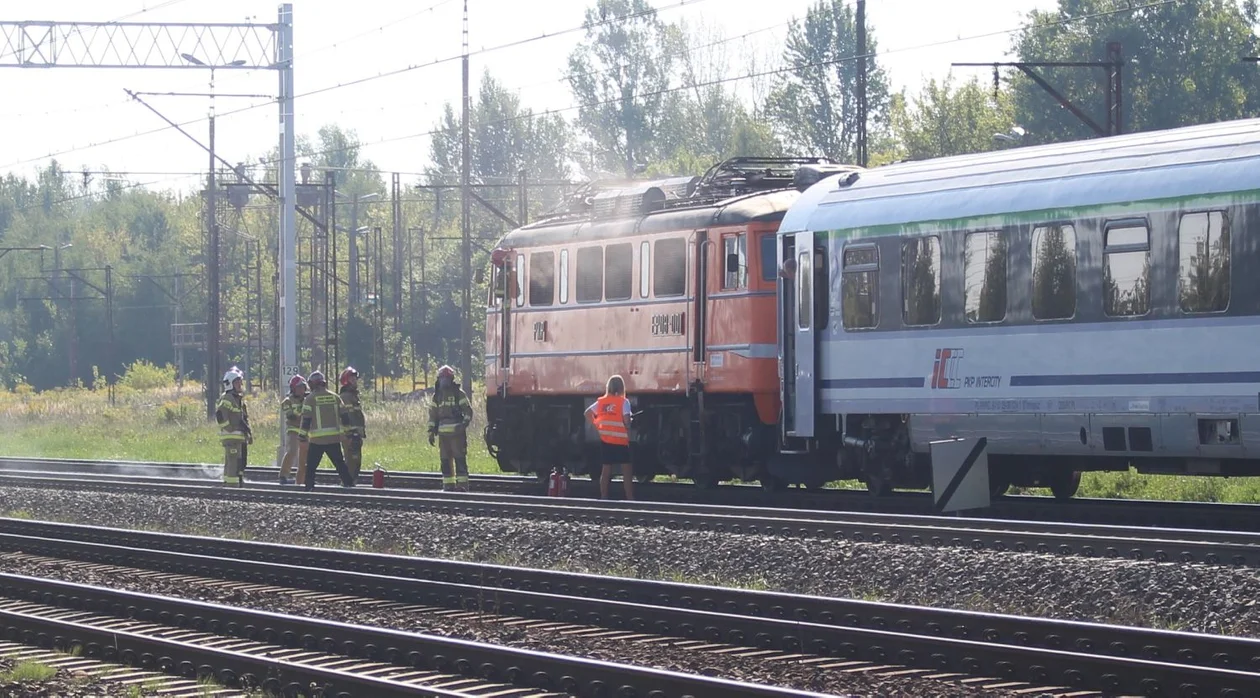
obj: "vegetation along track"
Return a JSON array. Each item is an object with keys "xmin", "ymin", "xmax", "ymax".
[
  {"xmin": 0, "ymin": 566, "xmax": 846, "ymax": 698},
  {"xmin": 4, "ymin": 455, "xmax": 1260, "ymax": 533},
  {"xmin": 0, "ymin": 518, "xmax": 1258, "ymax": 696},
  {"xmin": 1, "ymin": 469, "xmax": 1259, "ymax": 567}
]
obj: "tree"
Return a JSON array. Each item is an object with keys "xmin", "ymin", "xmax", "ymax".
[
  {"xmin": 1011, "ymin": 0, "xmax": 1260, "ymax": 144},
  {"xmin": 891, "ymin": 76, "xmax": 1017, "ymax": 160},
  {"xmin": 567, "ymin": 0, "xmax": 682, "ymax": 176},
  {"xmin": 766, "ymin": 0, "xmax": 891, "ymax": 162}
]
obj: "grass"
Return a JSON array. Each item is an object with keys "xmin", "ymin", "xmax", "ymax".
[
  {"xmin": 5, "ymin": 382, "xmax": 1260, "ymax": 502},
  {"xmin": 0, "ymin": 382, "xmax": 499, "ymax": 474},
  {"xmin": 0, "ymin": 660, "xmax": 57, "ymax": 683}
]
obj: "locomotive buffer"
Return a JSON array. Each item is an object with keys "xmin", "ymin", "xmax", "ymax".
[{"xmin": 930, "ymin": 437, "xmax": 991, "ymax": 513}]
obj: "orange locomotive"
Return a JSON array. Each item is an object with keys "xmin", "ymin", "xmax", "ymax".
[{"xmin": 484, "ymin": 158, "xmax": 851, "ymax": 486}]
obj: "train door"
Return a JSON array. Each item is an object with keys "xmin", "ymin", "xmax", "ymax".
[
  {"xmin": 782, "ymin": 231, "xmax": 816, "ymax": 438},
  {"xmin": 691, "ymin": 230, "xmax": 710, "ymax": 380},
  {"xmin": 491, "ymin": 250, "xmax": 516, "ymax": 393}
]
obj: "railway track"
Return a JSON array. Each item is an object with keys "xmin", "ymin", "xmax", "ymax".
[
  {"xmin": 1, "ymin": 469, "xmax": 1259, "ymax": 567},
  {"xmin": 0, "ymin": 517, "xmax": 1257, "ymax": 696},
  {"xmin": 4, "ymin": 454, "xmax": 1260, "ymax": 533}
]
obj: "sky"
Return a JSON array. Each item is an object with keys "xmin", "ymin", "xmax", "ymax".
[{"xmin": 0, "ymin": 0, "xmax": 1058, "ymax": 193}]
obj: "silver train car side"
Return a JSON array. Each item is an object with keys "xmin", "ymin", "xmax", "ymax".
[{"xmin": 774, "ymin": 118, "xmax": 1260, "ymax": 498}]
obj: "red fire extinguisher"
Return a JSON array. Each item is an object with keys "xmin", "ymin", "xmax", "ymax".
[
  {"xmin": 372, "ymin": 464, "xmax": 386, "ymax": 489},
  {"xmin": 547, "ymin": 467, "xmax": 569, "ymax": 497}
]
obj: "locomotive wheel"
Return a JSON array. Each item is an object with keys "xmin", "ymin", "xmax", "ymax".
[
  {"xmin": 864, "ymin": 471, "xmax": 892, "ymax": 497},
  {"xmin": 635, "ymin": 473, "xmax": 655, "ymax": 484},
  {"xmin": 1048, "ymin": 470, "xmax": 1082, "ymax": 500},
  {"xmin": 989, "ymin": 475, "xmax": 1012, "ymax": 497},
  {"xmin": 693, "ymin": 474, "xmax": 721, "ymax": 489},
  {"xmin": 759, "ymin": 474, "xmax": 786, "ymax": 493}
]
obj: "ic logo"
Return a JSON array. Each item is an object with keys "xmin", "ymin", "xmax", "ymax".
[{"xmin": 931, "ymin": 348, "xmax": 964, "ymax": 390}]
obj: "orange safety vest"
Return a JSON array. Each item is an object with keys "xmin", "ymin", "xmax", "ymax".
[{"xmin": 593, "ymin": 395, "xmax": 630, "ymax": 446}]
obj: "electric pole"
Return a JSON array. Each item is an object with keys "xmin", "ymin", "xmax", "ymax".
[
  {"xmin": 856, "ymin": 0, "xmax": 867, "ymax": 168},
  {"xmin": 460, "ymin": 0, "xmax": 473, "ymax": 397},
  {"xmin": 206, "ymin": 110, "xmax": 221, "ymax": 419}
]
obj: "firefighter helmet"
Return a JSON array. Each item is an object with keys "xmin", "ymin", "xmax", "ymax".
[
  {"xmin": 222, "ymin": 367, "xmax": 243, "ymax": 387},
  {"xmin": 308, "ymin": 370, "xmax": 326, "ymax": 386},
  {"xmin": 436, "ymin": 365, "xmax": 456, "ymax": 382},
  {"xmin": 339, "ymin": 366, "xmax": 359, "ymax": 386},
  {"xmin": 288, "ymin": 374, "xmax": 307, "ymax": 392}
]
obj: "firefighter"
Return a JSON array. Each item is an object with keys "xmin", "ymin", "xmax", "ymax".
[
  {"xmin": 585, "ymin": 374, "xmax": 634, "ymax": 500},
  {"xmin": 215, "ymin": 366, "xmax": 252, "ymax": 486},
  {"xmin": 278, "ymin": 375, "xmax": 308, "ymax": 486},
  {"xmin": 339, "ymin": 366, "xmax": 366, "ymax": 481},
  {"xmin": 298, "ymin": 370, "xmax": 355, "ymax": 489},
  {"xmin": 428, "ymin": 365, "xmax": 473, "ymax": 492}
]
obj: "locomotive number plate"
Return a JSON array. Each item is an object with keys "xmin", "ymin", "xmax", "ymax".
[{"xmin": 651, "ymin": 312, "xmax": 684, "ymax": 336}]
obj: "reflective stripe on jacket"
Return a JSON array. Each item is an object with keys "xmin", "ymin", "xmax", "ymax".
[
  {"xmin": 216, "ymin": 391, "xmax": 248, "ymax": 443},
  {"xmin": 280, "ymin": 396, "xmax": 304, "ymax": 435},
  {"xmin": 592, "ymin": 395, "xmax": 630, "ymax": 446},
  {"xmin": 301, "ymin": 387, "xmax": 348, "ymax": 445},
  {"xmin": 429, "ymin": 388, "xmax": 472, "ymax": 434}
]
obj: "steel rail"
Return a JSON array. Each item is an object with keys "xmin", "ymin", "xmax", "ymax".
[
  {"xmin": 1, "ymin": 521, "xmax": 1258, "ymax": 696},
  {"xmin": 6, "ymin": 454, "xmax": 1260, "ymax": 533},
  {"xmin": 1, "ymin": 473, "xmax": 1258, "ymax": 567}
]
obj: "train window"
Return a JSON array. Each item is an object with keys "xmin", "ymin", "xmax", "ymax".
[
  {"xmin": 605, "ymin": 243, "xmax": 633, "ymax": 301},
  {"xmin": 515, "ymin": 254, "xmax": 526, "ymax": 307},
  {"xmin": 640, "ymin": 241, "xmax": 650, "ymax": 298},
  {"xmin": 559, "ymin": 249, "xmax": 569, "ymax": 304},
  {"xmin": 1178, "ymin": 211, "xmax": 1230, "ymax": 313},
  {"xmin": 1031, "ymin": 224, "xmax": 1076, "ymax": 320},
  {"xmin": 813, "ymin": 247, "xmax": 829, "ymax": 330},
  {"xmin": 488, "ymin": 264, "xmax": 502, "ymax": 307},
  {"xmin": 576, "ymin": 246, "xmax": 603, "ymax": 304},
  {"xmin": 760, "ymin": 234, "xmax": 777, "ymax": 282},
  {"xmin": 529, "ymin": 251, "xmax": 554, "ymax": 306},
  {"xmin": 902, "ymin": 236, "xmax": 941, "ymax": 326},
  {"xmin": 797, "ymin": 251, "xmax": 812, "ymax": 330},
  {"xmin": 722, "ymin": 233, "xmax": 747, "ymax": 290},
  {"xmin": 654, "ymin": 238, "xmax": 686, "ymax": 297},
  {"xmin": 1103, "ymin": 222, "xmax": 1150, "ymax": 317},
  {"xmin": 964, "ymin": 231, "xmax": 1008, "ymax": 323},
  {"xmin": 842, "ymin": 245, "xmax": 878, "ymax": 329}
]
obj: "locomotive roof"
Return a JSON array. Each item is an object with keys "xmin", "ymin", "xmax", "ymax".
[
  {"xmin": 497, "ymin": 188, "xmax": 802, "ymax": 248},
  {"xmin": 781, "ymin": 117, "xmax": 1260, "ymax": 235}
]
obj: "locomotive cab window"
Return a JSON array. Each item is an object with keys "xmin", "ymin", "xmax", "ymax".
[
  {"xmin": 1031, "ymin": 224, "xmax": 1077, "ymax": 320},
  {"xmin": 902, "ymin": 236, "xmax": 942, "ymax": 326},
  {"xmin": 797, "ymin": 251, "xmax": 811, "ymax": 330},
  {"xmin": 488, "ymin": 264, "xmax": 502, "ymax": 307},
  {"xmin": 722, "ymin": 233, "xmax": 747, "ymax": 290},
  {"xmin": 605, "ymin": 243, "xmax": 632, "ymax": 301},
  {"xmin": 654, "ymin": 238, "xmax": 686, "ymax": 297},
  {"xmin": 842, "ymin": 245, "xmax": 878, "ymax": 330},
  {"xmin": 1103, "ymin": 221, "xmax": 1150, "ymax": 317},
  {"xmin": 514, "ymin": 254, "xmax": 526, "ymax": 307},
  {"xmin": 639, "ymin": 241, "xmax": 650, "ymax": 298},
  {"xmin": 529, "ymin": 251, "xmax": 554, "ymax": 306},
  {"xmin": 964, "ymin": 230, "xmax": 1008, "ymax": 323},
  {"xmin": 1178, "ymin": 211, "xmax": 1230, "ymax": 313},
  {"xmin": 559, "ymin": 249, "xmax": 570, "ymax": 304},
  {"xmin": 576, "ymin": 246, "xmax": 603, "ymax": 304},
  {"xmin": 760, "ymin": 234, "xmax": 776, "ymax": 282}
]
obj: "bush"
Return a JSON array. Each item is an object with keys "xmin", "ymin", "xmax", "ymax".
[
  {"xmin": 119, "ymin": 360, "xmax": 177, "ymax": 391},
  {"xmin": 159, "ymin": 398, "xmax": 198, "ymax": 424}
]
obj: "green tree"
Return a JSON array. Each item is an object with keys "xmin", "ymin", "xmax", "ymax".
[
  {"xmin": 766, "ymin": 0, "xmax": 891, "ymax": 162},
  {"xmin": 1011, "ymin": 0, "xmax": 1260, "ymax": 144},
  {"xmin": 891, "ymin": 76, "xmax": 1017, "ymax": 160},
  {"xmin": 567, "ymin": 0, "xmax": 682, "ymax": 176}
]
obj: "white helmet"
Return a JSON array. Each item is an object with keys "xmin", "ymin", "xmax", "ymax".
[{"xmin": 222, "ymin": 367, "xmax": 244, "ymax": 387}]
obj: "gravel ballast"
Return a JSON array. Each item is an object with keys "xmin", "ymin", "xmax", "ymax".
[
  {"xmin": 2, "ymin": 484, "xmax": 1259, "ymax": 640},
  {"xmin": 0, "ymin": 555, "xmax": 1036, "ymax": 698}
]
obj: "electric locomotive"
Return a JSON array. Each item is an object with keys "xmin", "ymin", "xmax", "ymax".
[
  {"xmin": 483, "ymin": 157, "xmax": 853, "ymax": 485},
  {"xmin": 776, "ymin": 118, "xmax": 1260, "ymax": 498}
]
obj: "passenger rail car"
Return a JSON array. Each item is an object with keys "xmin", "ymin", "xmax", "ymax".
[
  {"xmin": 779, "ymin": 118, "xmax": 1260, "ymax": 498},
  {"xmin": 484, "ymin": 158, "xmax": 852, "ymax": 484}
]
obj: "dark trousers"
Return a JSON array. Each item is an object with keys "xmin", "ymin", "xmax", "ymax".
[
  {"xmin": 345, "ymin": 436, "xmax": 363, "ymax": 479},
  {"xmin": 304, "ymin": 442, "xmax": 353, "ymax": 489}
]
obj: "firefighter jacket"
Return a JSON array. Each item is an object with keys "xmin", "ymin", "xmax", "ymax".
[
  {"xmin": 216, "ymin": 390, "xmax": 250, "ymax": 444},
  {"xmin": 428, "ymin": 387, "xmax": 473, "ymax": 435},
  {"xmin": 300, "ymin": 386, "xmax": 350, "ymax": 445},
  {"xmin": 339, "ymin": 385, "xmax": 366, "ymax": 438},
  {"xmin": 280, "ymin": 395, "xmax": 305, "ymax": 435}
]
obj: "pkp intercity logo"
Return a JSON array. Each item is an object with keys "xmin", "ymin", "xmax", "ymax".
[{"xmin": 931, "ymin": 348, "xmax": 964, "ymax": 390}]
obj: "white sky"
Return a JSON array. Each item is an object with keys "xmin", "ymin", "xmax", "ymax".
[{"xmin": 0, "ymin": 0, "xmax": 1057, "ymax": 192}]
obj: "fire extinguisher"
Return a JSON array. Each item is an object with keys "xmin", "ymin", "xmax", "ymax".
[
  {"xmin": 372, "ymin": 463, "xmax": 386, "ymax": 489},
  {"xmin": 547, "ymin": 466, "xmax": 569, "ymax": 497}
]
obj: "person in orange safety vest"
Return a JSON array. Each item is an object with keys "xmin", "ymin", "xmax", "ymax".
[{"xmin": 584, "ymin": 374, "xmax": 634, "ymax": 500}]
